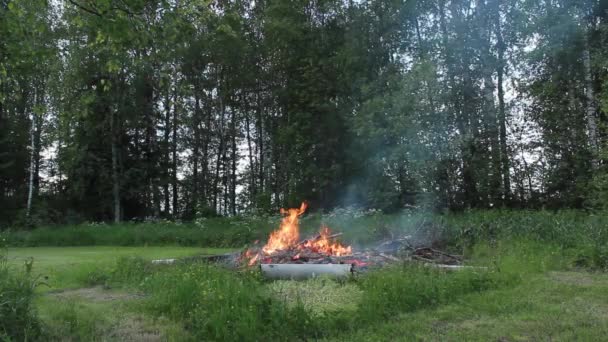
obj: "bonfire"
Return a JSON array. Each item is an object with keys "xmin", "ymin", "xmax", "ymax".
[
  {"xmin": 240, "ymin": 202, "xmax": 468, "ymax": 280},
  {"xmin": 245, "ymin": 202, "xmax": 353, "ymax": 266}
]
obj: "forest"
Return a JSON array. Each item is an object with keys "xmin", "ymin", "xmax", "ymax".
[
  {"xmin": 2, "ymin": 1, "xmax": 608, "ymax": 341},
  {"xmin": 1, "ymin": 0, "xmax": 606, "ymax": 226}
]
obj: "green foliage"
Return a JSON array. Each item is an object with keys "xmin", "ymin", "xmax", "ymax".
[
  {"xmin": 0, "ymin": 252, "xmax": 41, "ymax": 340},
  {"xmin": 442, "ymin": 210, "xmax": 608, "ymax": 249},
  {"xmin": 1, "ymin": 0, "xmax": 608, "ymax": 224},
  {"xmin": 574, "ymin": 243, "xmax": 608, "ymax": 271}
]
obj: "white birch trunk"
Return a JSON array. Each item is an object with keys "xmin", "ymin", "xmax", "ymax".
[
  {"xmin": 583, "ymin": 32, "xmax": 598, "ymax": 166},
  {"xmin": 26, "ymin": 91, "xmax": 37, "ymax": 218},
  {"xmin": 111, "ymin": 108, "xmax": 121, "ymax": 223}
]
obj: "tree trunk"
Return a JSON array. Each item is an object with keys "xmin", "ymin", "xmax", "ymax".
[
  {"xmin": 172, "ymin": 82, "xmax": 179, "ymax": 216},
  {"xmin": 163, "ymin": 87, "xmax": 171, "ymax": 215},
  {"xmin": 495, "ymin": 5, "xmax": 510, "ymax": 203},
  {"xmin": 231, "ymin": 109, "xmax": 237, "ymax": 216},
  {"xmin": 213, "ymin": 96, "xmax": 226, "ymax": 213},
  {"xmin": 33, "ymin": 85, "xmax": 43, "ymax": 197},
  {"xmin": 245, "ymin": 110, "xmax": 256, "ymax": 199},
  {"xmin": 256, "ymin": 84, "xmax": 265, "ymax": 194},
  {"xmin": 111, "ymin": 100, "xmax": 121, "ymax": 223},
  {"xmin": 26, "ymin": 91, "xmax": 37, "ymax": 218},
  {"xmin": 583, "ymin": 31, "xmax": 598, "ymax": 166},
  {"xmin": 192, "ymin": 88, "xmax": 201, "ymax": 213}
]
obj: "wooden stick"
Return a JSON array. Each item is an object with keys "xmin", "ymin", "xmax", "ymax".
[
  {"xmin": 297, "ymin": 232, "xmax": 343, "ymax": 246},
  {"xmin": 379, "ymin": 253, "xmax": 400, "ymax": 261}
]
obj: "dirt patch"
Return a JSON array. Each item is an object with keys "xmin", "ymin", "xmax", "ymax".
[
  {"xmin": 549, "ymin": 272, "xmax": 599, "ymax": 287},
  {"xmin": 109, "ymin": 316, "xmax": 163, "ymax": 342},
  {"xmin": 49, "ymin": 286, "xmax": 144, "ymax": 302}
]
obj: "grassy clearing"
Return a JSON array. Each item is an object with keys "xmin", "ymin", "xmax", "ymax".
[
  {"xmin": 2, "ymin": 210, "xmax": 608, "ymax": 340},
  {"xmin": 88, "ymin": 237, "xmax": 602, "ymax": 341}
]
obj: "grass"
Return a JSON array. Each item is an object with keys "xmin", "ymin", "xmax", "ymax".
[
  {"xmin": 0, "ymin": 257, "xmax": 41, "ymax": 340},
  {"xmin": 2, "ymin": 246, "xmax": 224, "ymax": 341},
  {"xmin": 6, "ymin": 246, "xmax": 232, "ymax": 291},
  {"xmin": 1, "ymin": 210, "xmax": 608, "ymax": 340},
  {"xmin": 325, "ymin": 272, "xmax": 608, "ymax": 341},
  {"xmin": 3, "ymin": 217, "xmax": 279, "ymax": 248}
]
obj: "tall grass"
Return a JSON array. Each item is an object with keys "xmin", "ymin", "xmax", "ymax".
[
  {"xmin": 106, "ymin": 259, "xmax": 320, "ymax": 341},
  {"xmin": 0, "ymin": 249, "xmax": 41, "ymax": 340},
  {"xmin": 6, "ymin": 210, "xmax": 607, "ymax": 252},
  {"xmin": 102, "ymin": 255, "xmax": 520, "ymax": 341},
  {"xmin": 5, "ymin": 217, "xmax": 276, "ymax": 248}
]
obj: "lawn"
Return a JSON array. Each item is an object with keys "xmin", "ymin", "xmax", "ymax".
[{"xmin": 7, "ymin": 246, "xmax": 230, "ymax": 269}]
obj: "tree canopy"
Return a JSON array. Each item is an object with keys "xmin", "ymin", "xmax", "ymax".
[{"xmin": 1, "ymin": 0, "xmax": 607, "ymax": 226}]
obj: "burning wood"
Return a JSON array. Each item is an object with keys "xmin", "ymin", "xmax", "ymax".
[{"xmin": 245, "ymin": 202, "xmax": 353, "ymax": 266}]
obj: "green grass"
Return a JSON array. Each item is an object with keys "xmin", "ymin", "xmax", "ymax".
[
  {"xmin": 2, "ymin": 210, "xmax": 608, "ymax": 340},
  {"xmin": 3, "ymin": 246, "xmax": 233, "ymax": 341},
  {"xmin": 3, "ymin": 217, "xmax": 277, "ymax": 248},
  {"xmin": 6, "ymin": 246, "xmax": 232, "ymax": 291},
  {"xmin": 325, "ymin": 272, "xmax": 608, "ymax": 341}
]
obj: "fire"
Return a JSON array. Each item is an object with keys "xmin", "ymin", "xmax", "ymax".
[
  {"xmin": 301, "ymin": 225, "xmax": 352, "ymax": 256},
  {"xmin": 247, "ymin": 202, "xmax": 352, "ymax": 265},
  {"xmin": 262, "ymin": 202, "xmax": 308, "ymax": 254}
]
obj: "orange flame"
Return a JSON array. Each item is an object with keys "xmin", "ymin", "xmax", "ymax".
[
  {"xmin": 262, "ymin": 202, "xmax": 308, "ymax": 254},
  {"xmin": 248, "ymin": 202, "xmax": 352, "ymax": 265},
  {"xmin": 302, "ymin": 225, "xmax": 352, "ymax": 256}
]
